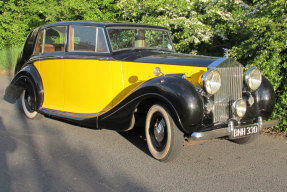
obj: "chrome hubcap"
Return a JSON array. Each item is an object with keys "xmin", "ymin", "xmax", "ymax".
[
  {"xmin": 24, "ymin": 91, "xmax": 34, "ymax": 112},
  {"xmin": 154, "ymin": 118, "xmax": 165, "ymax": 143},
  {"xmin": 27, "ymin": 95, "xmax": 32, "ymax": 107}
]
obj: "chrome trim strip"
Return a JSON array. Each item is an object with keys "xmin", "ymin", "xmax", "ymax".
[
  {"xmin": 42, "ymin": 108, "xmax": 101, "ymax": 118},
  {"xmin": 191, "ymin": 128, "xmax": 229, "ymax": 140},
  {"xmin": 34, "ymin": 55, "xmax": 113, "ymax": 61}
]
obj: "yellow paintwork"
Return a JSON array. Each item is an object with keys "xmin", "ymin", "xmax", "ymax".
[
  {"xmin": 63, "ymin": 59, "xmax": 113, "ymax": 113},
  {"xmin": 112, "ymin": 61, "xmax": 207, "ymax": 106},
  {"xmin": 34, "ymin": 60, "xmax": 64, "ymax": 111},
  {"xmin": 34, "ymin": 59, "xmax": 207, "ymax": 114}
]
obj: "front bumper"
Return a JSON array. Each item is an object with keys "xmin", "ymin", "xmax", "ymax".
[{"xmin": 190, "ymin": 117, "xmax": 280, "ymax": 141}]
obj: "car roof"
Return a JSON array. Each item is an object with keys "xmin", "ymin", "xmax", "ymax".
[{"xmin": 40, "ymin": 21, "xmax": 169, "ymax": 30}]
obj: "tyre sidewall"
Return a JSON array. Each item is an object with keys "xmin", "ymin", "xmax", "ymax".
[
  {"xmin": 20, "ymin": 90, "xmax": 38, "ymax": 119},
  {"xmin": 145, "ymin": 104, "xmax": 180, "ymax": 161}
]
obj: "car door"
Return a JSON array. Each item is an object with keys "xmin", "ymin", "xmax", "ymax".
[
  {"xmin": 33, "ymin": 26, "xmax": 67, "ymax": 111},
  {"xmin": 63, "ymin": 25, "xmax": 112, "ymax": 114}
]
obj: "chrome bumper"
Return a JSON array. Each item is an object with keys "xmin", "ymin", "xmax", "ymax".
[{"xmin": 190, "ymin": 118, "xmax": 280, "ymax": 141}]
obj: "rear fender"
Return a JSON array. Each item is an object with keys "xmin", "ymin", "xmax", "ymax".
[{"xmin": 4, "ymin": 65, "xmax": 43, "ymax": 111}]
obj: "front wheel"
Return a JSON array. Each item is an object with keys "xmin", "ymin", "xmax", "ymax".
[
  {"xmin": 145, "ymin": 103, "xmax": 183, "ymax": 161},
  {"xmin": 19, "ymin": 90, "xmax": 39, "ymax": 119}
]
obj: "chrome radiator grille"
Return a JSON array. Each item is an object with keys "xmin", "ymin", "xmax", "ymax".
[{"xmin": 213, "ymin": 66, "xmax": 243, "ymax": 123}]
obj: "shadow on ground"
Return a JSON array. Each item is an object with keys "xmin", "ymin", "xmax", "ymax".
[
  {"xmin": 0, "ymin": 117, "xmax": 17, "ymax": 192},
  {"xmin": 118, "ymin": 125, "xmax": 151, "ymax": 157},
  {"xmin": 0, "ymin": 82, "xmax": 148, "ymax": 191}
]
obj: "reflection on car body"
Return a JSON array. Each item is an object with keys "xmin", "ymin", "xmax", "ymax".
[{"xmin": 5, "ymin": 21, "xmax": 278, "ymax": 161}]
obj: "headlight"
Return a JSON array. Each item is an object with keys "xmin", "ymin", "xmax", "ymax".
[
  {"xmin": 202, "ymin": 70, "xmax": 221, "ymax": 95},
  {"xmin": 233, "ymin": 99, "xmax": 247, "ymax": 118},
  {"xmin": 245, "ymin": 66, "xmax": 262, "ymax": 91}
]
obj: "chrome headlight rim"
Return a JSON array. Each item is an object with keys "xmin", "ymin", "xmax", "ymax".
[
  {"xmin": 245, "ymin": 66, "xmax": 262, "ymax": 91},
  {"xmin": 233, "ymin": 98, "xmax": 247, "ymax": 118},
  {"xmin": 202, "ymin": 69, "xmax": 222, "ymax": 95}
]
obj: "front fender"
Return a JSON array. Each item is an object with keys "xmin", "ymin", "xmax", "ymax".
[
  {"xmin": 98, "ymin": 75, "xmax": 204, "ymax": 133},
  {"xmin": 253, "ymin": 77, "xmax": 276, "ymax": 119},
  {"xmin": 4, "ymin": 64, "xmax": 43, "ymax": 110}
]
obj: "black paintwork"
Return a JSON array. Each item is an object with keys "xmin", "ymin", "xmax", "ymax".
[
  {"xmin": 15, "ymin": 21, "xmax": 218, "ymax": 73},
  {"xmin": 237, "ymin": 77, "xmax": 275, "ymax": 124},
  {"xmin": 4, "ymin": 65, "xmax": 44, "ymax": 111},
  {"xmin": 112, "ymin": 50, "xmax": 218, "ymax": 67},
  {"xmin": 98, "ymin": 74, "xmax": 204, "ymax": 133},
  {"xmin": 36, "ymin": 74, "xmax": 204, "ymax": 134},
  {"xmin": 40, "ymin": 21, "xmax": 169, "ymax": 31},
  {"xmin": 26, "ymin": 50, "xmax": 217, "ymax": 68},
  {"xmin": 253, "ymin": 77, "xmax": 276, "ymax": 119},
  {"xmin": 5, "ymin": 21, "xmax": 277, "ymax": 135},
  {"xmin": 6, "ymin": 61, "xmax": 275, "ymax": 134},
  {"xmin": 15, "ymin": 28, "xmax": 40, "ymax": 74}
]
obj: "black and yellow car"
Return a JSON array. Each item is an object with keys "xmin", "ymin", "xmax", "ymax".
[{"xmin": 5, "ymin": 21, "xmax": 278, "ymax": 161}]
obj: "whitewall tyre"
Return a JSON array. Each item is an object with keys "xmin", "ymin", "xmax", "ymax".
[
  {"xmin": 145, "ymin": 103, "xmax": 183, "ymax": 161},
  {"xmin": 20, "ymin": 90, "xmax": 39, "ymax": 119}
]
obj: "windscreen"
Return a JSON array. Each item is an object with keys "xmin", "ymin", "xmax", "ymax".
[{"xmin": 107, "ymin": 27, "xmax": 175, "ymax": 52}]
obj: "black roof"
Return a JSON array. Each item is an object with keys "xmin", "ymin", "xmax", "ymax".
[{"xmin": 41, "ymin": 21, "xmax": 169, "ymax": 30}]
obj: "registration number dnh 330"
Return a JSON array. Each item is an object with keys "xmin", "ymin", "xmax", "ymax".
[{"xmin": 232, "ymin": 125, "xmax": 259, "ymax": 138}]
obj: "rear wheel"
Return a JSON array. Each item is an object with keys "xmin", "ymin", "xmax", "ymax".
[
  {"xmin": 145, "ymin": 103, "xmax": 183, "ymax": 161},
  {"xmin": 19, "ymin": 90, "xmax": 39, "ymax": 119}
]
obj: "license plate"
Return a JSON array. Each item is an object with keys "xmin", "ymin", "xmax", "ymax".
[{"xmin": 232, "ymin": 125, "xmax": 259, "ymax": 138}]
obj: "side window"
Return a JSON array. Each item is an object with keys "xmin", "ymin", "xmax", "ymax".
[
  {"xmin": 35, "ymin": 30, "xmax": 44, "ymax": 54},
  {"xmin": 108, "ymin": 29, "xmax": 136, "ymax": 50},
  {"xmin": 45, "ymin": 26, "xmax": 66, "ymax": 53},
  {"xmin": 69, "ymin": 26, "xmax": 108, "ymax": 53},
  {"xmin": 70, "ymin": 25, "xmax": 97, "ymax": 52}
]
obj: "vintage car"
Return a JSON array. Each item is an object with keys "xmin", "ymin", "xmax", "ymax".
[{"xmin": 5, "ymin": 21, "xmax": 278, "ymax": 161}]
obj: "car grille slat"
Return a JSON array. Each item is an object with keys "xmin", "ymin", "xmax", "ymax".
[{"xmin": 213, "ymin": 66, "xmax": 243, "ymax": 123}]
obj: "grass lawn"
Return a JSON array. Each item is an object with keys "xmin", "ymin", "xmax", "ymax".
[{"xmin": 0, "ymin": 46, "xmax": 22, "ymax": 71}]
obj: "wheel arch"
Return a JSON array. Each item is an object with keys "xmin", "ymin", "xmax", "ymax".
[
  {"xmin": 98, "ymin": 75, "xmax": 204, "ymax": 133},
  {"xmin": 135, "ymin": 95, "xmax": 183, "ymax": 131},
  {"xmin": 4, "ymin": 64, "xmax": 43, "ymax": 111},
  {"xmin": 253, "ymin": 77, "xmax": 276, "ymax": 120}
]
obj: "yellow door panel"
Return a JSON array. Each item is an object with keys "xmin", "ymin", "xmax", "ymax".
[
  {"xmin": 63, "ymin": 59, "xmax": 112, "ymax": 114},
  {"xmin": 34, "ymin": 60, "xmax": 64, "ymax": 110},
  {"xmin": 110, "ymin": 62, "xmax": 125, "ymax": 106}
]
